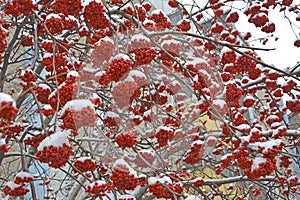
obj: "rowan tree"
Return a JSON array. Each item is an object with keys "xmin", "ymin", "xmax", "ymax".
[{"xmin": 0, "ymin": 0, "xmax": 300, "ymax": 199}]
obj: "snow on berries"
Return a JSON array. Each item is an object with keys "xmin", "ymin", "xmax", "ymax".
[
  {"xmin": 3, "ymin": 182, "xmax": 29, "ymax": 196},
  {"xmin": 60, "ymin": 99, "xmax": 97, "ymax": 130},
  {"xmin": 0, "ymin": 138, "xmax": 9, "ymax": 152},
  {"xmin": 35, "ymin": 131, "xmax": 73, "ymax": 168},
  {"xmin": 73, "ymin": 157, "xmax": 99, "ymax": 173},
  {"xmin": 148, "ymin": 176, "xmax": 184, "ymax": 199},
  {"xmin": 115, "ymin": 132, "xmax": 138, "ymax": 149},
  {"xmin": 85, "ymin": 180, "xmax": 113, "ymax": 198},
  {"xmin": 0, "ymin": 93, "xmax": 18, "ymax": 121},
  {"xmin": 14, "ymin": 172, "xmax": 33, "ymax": 184},
  {"xmin": 111, "ymin": 159, "xmax": 146, "ymax": 190}
]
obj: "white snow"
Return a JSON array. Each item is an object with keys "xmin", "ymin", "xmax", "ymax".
[
  {"xmin": 212, "ymin": 99, "xmax": 227, "ymax": 108},
  {"xmin": 252, "ymin": 157, "xmax": 266, "ymax": 170},
  {"xmin": 127, "ymin": 70, "xmax": 147, "ymax": 79},
  {"xmin": 43, "ymin": 104, "xmax": 52, "ymax": 110},
  {"xmin": 118, "ymin": 194, "xmax": 136, "ymax": 200},
  {"xmin": 105, "ymin": 111, "xmax": 119, "ymax": 118},
  {"xmin": 112, "ymin": 53, "xmax": 131, "ymax": 62},
  {"xmin": 37, "ymin": 131, "xmax": 70, "ymax": 151},
  {"xmin": 46, "ymin": 13, "xmax": 61, "ymax": 20},
  {"xmin": 251, "ymin": 139, "xmax": 284, "ymax": 153},
  {"xmin": 0, "ymin": 139, "xmax": 6, "ymax": 146},
  {"xmin": 185, "ymin": 195, "xmax": 203, "ymax": 200},
  {"xmin": 67, "ymin": 71, "xmax": 79, "ymax": 78},
  {"xmin": 61, "ymin": 99, "xmax": 94, "ymax": 114},
  {"xmin": 0, "ymin": 93, "xmax": 15, "ymax": 106},
  {"xmin": 75, "ymin": 156, "xmax": 93, "ymax": 162},
  {"xmin": 15, "ymin": 171, "xmax": 32, "ymax": 179},
  {"xmin": 4, "ymin": 181, "xmax": 20, "ymax": 189},
  {"xmin": 131, "ymin": 34, "xmax": 150, "ymax": 43}
]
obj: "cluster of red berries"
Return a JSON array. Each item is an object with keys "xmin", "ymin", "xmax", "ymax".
[
  {"xmin": 183, "ymin": 141, "xmax": 205, "ymax": 165},
  {"xmin": 41, "ymin": 106, "xmax": 55, "ymax": 117},
  {"xmin": 176, "ymin": 19, "xmax": 191, "ymax": 32},
  {"xmin": 132, "ymin": 48, "xmax": 156, "ymax": 66},
  {"xmin": 20, "ymin": 35, "xmax": 33, "ymax": 47},
  {"xmin": 134, "ymin": 4, "xmax": 147, "ymax": 22},
  {"xmin": 83, "ymin": 0, "xmax": 110, "ymax": 30},
  {"xmin": 35, "ymin": 143, "xmax": 73, "ymax": 168},
  {"xmin": 115, "ymin": 133, "xmax": 138, "ymax": 149},
  {"xmin": 0, "ymin": 101, "xmax": 18, "ymax": 121},
  {"xmin": 41, "ymin": 38, "xmax": 72, "ymax": 53},
  {"xmin": 14, "ymin": 172, "xmax": 33, "ymax": 184},
  {"xmin": 279, "ymin": 154, "xmax": 292, "ymax": 168},
  {"xmin": 0, "ymin": 139, "xmax": 9, "ymax": 152},
  {"xmin": 34, "ymin": 85, "xmax": 51, "ymax": 104},
  {"xmin": 148, "ymin": 180, "xmax": 183, "ymax": 199},
  {"xmin": 24, "ymin": 133, "xmax": 47, "ymax": 148},
  {"xmin": 19, "ymin": 69, "xmax": 36, "ymax": 90},
  {"xmin": 225, "ymin": 82, "xmax": 243, "ymax": 108},
  {"xmin": 112, "ymin": 81, "xmax": 141, "ymax": 109},
  {"xmin": 147, "ymin": 10, "xmax": 172, "ymax": 30},
  {"xmin": 51, "ymin": 0, "xmax": 82, "ymax": 16},
  {"xmin": 3, "ymin": 182, "xmax": 29, "ymax": 196},
  {"xmin": 107, "ymin": 56, "xmax": 133, "ymax": 82},
  {"xmin": 111, "ymin": 0, "xmax": 124, "ymax": 5},
  {"xmin": 92, "ymin": 37, "xmax": 114, "ymax": 65},
  {"xmin": 61, "ymin": 106, "xmax": 97, "ymax": 130},
  {"xmin": 73, "ymin": 157, "xmax": 99, "ymax": 173},
  {"xmin": 85, "ymin": 181, "xmax": 113, "ymax": 198},
  {"xmin": 134, "ymin": 151, "xmax": 156, "ymax": 168},
  {"xmin": 226, "ymin": 12, "xmax": 239, "ymax": 23},
  {"xmin": 45, "ymin": 15, "xmax": 65, "ymax": 35},
  {"xmin": 221, "ymin": 50, "xmax": 236, "ymax": 65},
  {"xmin": 48, "ymin": 81, "xmax": 78, "ymax": 109},
  {"xmin": 155, "ymin": 127, "xmax": 174, "ymax": 147},
  {"xmin": 103, "ymin": 113, "xmax": 120, "ymax": 127},
  {"xmin": 0, "ymin": 121, "xmax": 26, "ymax": 139},
  {"xmin": 168, "ymin": 0, "xmax": 179, "ymax": 8},
  {"xmin": 245, "ymin": 157, "xmax": 276, "ymax": 179},
  {"xmin": 111, "ymin": 164, "xmax": 146, "ymax": 190},
  {"xmin": 4, "ymin": 0, "xmax": 37, "ymax": 17},
  {"xmin": 42, "ymin": 53, "xmax": 68, "ymax": 72}
]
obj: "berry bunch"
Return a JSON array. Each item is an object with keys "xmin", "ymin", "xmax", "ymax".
[
  {"xmin": 3, "ymin": 182, "xmax": 29, "ymax": 196},
  {"xmin": 73, "ymin": 157, "xmax": 99, "ymax": 173},
  {"xmin": 115, "ymin": 133, "xmax": 138, "ymax": 149}
]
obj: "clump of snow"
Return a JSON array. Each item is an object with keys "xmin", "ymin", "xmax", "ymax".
[
  {"xmin": 15, "ymin": 171, "xmax": 32, "ymax": 180},
  {"xmin": 185, "ymin": 195, "xmax": 203, "ymax": 200},
  {"xmin": 75, "ymin": 156, "xmax": 93, "ymax": 162},
  {"xmin": 0, "ymin": 93, "xmax": 15, "ymax": 106},
  {"xmin": 37, "ymin": 132, "xmax": 70, "ymax": 151},
  {"xmin": 61, "ymin": 99, "xmax": 94, "ymax": 114},
  {"xmin": 46, "ymin": 13, "xmax": 61, "ymax": 20},
  {"xmin": 131, "ymin": 34, "xmax": 150, "ymax": 43},
  {"xmin": 67, "ymin": 71, "xmax": 79, "ymax": 78},
  {"xmin": 105, "ymin": 111, "xmax": 119, "ymax": 118},
  {"xmin": 252, "ymin": 157, "xmax": 266, "ymax": 170}
]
